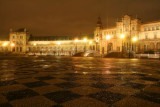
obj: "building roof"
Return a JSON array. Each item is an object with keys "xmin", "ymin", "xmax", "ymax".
[{"xmin": 29, "ymin": 34, "xmax": 94, "ymax": 41}]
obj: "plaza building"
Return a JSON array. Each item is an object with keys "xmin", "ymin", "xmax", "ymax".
[
  {"xmin": 94, "ymin": 15, "xmax": 160, "ymax": 55},
  {"xmin": 0, "ymin": 28, "xmax": 95, "ymax": 56},
  {"xmin": 0, "ymin": 15, "xmax": 160, "ymax": 56}
]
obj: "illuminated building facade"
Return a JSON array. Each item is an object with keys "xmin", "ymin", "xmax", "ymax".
[
  {"xmin": 94, "ymin": 15, "xmax": 160, "ymax": 55},
  {"xmin": 0, "ymin": 28, "xmax": 94, "ymax": 55},
  {"xmin": 0, "ymin": 15, "xmax": 160, "ymax": 56}
]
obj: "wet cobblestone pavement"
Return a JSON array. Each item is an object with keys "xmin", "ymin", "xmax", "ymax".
[{"xmin": 0, "ymin": 56, "xmax": 160, "ymax": 107}]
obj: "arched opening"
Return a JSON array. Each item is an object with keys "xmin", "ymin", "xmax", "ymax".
[
  {"xmin": 156, "ymin": 42, "xmax": 160, "ymax": 50},
  {"xmin": 107, "ymin": 43, "xmax": 113, "ymax": 52}
]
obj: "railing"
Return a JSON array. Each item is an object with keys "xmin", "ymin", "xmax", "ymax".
[{"xmin": 135, "ymin": 54, "xmax": 160, "ymax": 59}]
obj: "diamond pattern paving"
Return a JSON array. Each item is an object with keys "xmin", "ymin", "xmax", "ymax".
[
  {"xmin": 0, "ymin": 56, "xmax": 160, "ymax": 106},
  {"xmin": 89, "ymin": 91, "xmax": 126, "ymax": 104},
  {"xmin": 4, "ymin": 89, "xmax": 39, "ymax": 101},
  {"xmin": 44, "ymin": 91, "xmax": 82, "ymax": 103}
]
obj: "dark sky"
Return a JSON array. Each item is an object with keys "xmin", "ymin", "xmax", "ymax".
[{"xmin": 0, "ymin": 0, "xmax": 160, "ymax": 36}]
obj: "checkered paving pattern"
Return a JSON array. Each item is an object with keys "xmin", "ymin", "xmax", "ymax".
[{"xmin": 0, "ymin": 56, "xmax": 160, "ymax": 107}]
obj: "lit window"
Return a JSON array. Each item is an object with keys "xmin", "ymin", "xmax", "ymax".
[
  {"xmin": 148, "ymin": 27, "xmax": 151, "ymax": 31},
  {"xmin": 144, "ymin": 27, "xmax": 147, "ymax": 31},
  {"xmin": 145, "ymin": 33, "xmax": 148, "ymax": 39},
  {"xmin": 152, "ymin": 27, "xmax": 155, "ymax": 31},
  {"xmin": 154, "ymin": 33, "xmax": 157, "ymax": 39}
]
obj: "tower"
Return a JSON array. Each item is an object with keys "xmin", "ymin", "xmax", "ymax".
[
  {"xmin": 9, "ymin": 28, "xmax": 30, "ymax": 53},
  {"xmin": 94, "ymin": 17, "xmax": 103, "ymax": 53}
]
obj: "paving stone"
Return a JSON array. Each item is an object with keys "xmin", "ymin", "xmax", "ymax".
[
  {"xmin": 24, "ymin": 81, "xmax": 49, "ymax": 88},
  {"xmin": 0, "ymin": 57, "xmax": 160, "ymax": 106},
  {"xmin": 5, "ymin": 89, "xmax": 39, "ymax": 101},
  {"xmin": 44, "ymin": 91, "xmax": 82, "ymax": 103},
  {"xmin": 89, "ymin": 91, "xmax": 126, "ymax": 104}
]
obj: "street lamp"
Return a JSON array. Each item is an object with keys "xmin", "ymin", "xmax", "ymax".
[
  {"xmin": 89, "ymin": 41, "xmax": 93, "ymax": 50},
  {"xmin": 57, "ymin": 42, "xmax": 61, "ymax": 55},
  {"xmin": 10, "ymin": 43, "xmax": 15, "ymax": 52},
  {"xmin": 132, "ymin": 37, "xmax": 137, "ymax": 53},
  {"xmin": 120, "ymin": 34, "xmax": 125, "ymax": 39},
  {"xmin": 2, "ymin": 42, "xmax": 8, "ymax": 52},
  {"xmin": 74, "ymin": 39, "xmax": 78, "ymax": 53},
  {"xmin": 132, "ymin": 37, "xmax": 137, "ymax": 42},
  {"xmin": 83, "ymin": 38, "xmax": 87, "ymax": 52},
  {"xmin": 120, "ymin": 34, "xmax": 125, "ymax": 54},
  {"xmin": 33, "ymin": 43, "xmax": 37, "ymax": 55},
  {"xmin": 33, "ymin": 43, "xmax": 37, "ymax": 46},
  {"xmin": 106, "ymin": 35, "xmax": 110, "ymax": 53},
  {"xmin": 2, "ymin": 42, "xmax": 8, "ymax": 47},
  {"xmin": 106, "ymin": 35, "xmax": 111, "ymax": 40},
  {"xmin": 57, "ymin": 42, "xmax": 61, "ymax": 45}
]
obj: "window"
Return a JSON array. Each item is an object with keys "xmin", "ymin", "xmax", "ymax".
[
  {"xmin": 20, "ymin": 41, "xmax": 23, "ymax": 45},
  {"xmin": 148, "ymin": 27, "xmax": 151, "ymax": 31},
  {"xmin": 156, "ymin": 26, "xmax": 159, "ymax": 30},
  {"xmin": 152, "ymin": 27, "xmax": 155, "ymax": 31},
  {"xmin": 154, "ymin": 33, "xmax": 157, "ymax": 39},
  {"xmin": 12, "ymin": 36, "xmax": 15, "ymax": 39},
  {"xmin": 132, "ymin": 27, "xmax": 135, "ymax": 30},
  {"xmin": 20, "ymin": 47, "xmax": 22, "ymax": 52},
  {"xmin": 145, "ymin": 33, "xmax": 148, "ymax": 39},
  {"xmin": 144, "ymin": 27, "xmax": 147, "ymax": 31},
  {"xmin": 20, "ymin": 36, "xmax": 23, "ymax": 39}
]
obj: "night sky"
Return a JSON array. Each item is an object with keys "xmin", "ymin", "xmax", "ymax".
[{"xmin": 0, "ymin": 0, "xmax": 160, "ymax": 36}]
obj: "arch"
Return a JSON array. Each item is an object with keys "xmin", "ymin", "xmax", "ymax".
[
  {"xmin": 149, "ymin": 42, "xmax": 155, "ymax": 50},
  {"xmin": 107, "ymin": 43, "xmax": 113, "ymax": 52},
  {"xmin": 156, "ymin": 42, "xmax": 160, "ymax": 50}
]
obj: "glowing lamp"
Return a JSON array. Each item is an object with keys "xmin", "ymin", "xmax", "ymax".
[
  {"xmin": 83, "ymin": 38, "xmax": 87, "ymax": 42},
  {"xmin": 106, "ymin": 35, "xmax": 111, "ymax": 40},
  {"xmin": 132, "ymin": 37, "xmax": 137, "ymax": 42},
  {"xmin": 33, "ymin": 43, "xmax": 37, "ymax": 46},
  {"xmin": 10, "ymin": 43, "xmax": 15, "ymax": 47},
  {"xmin": 57, "ymin": 42, "xmax": 61, "ymax": 45},
  {"xmin": 2, "ymin": 42, "xmax": 8, "ymax": 47},
  {"xmin": 89, "ymin": 41, "xmax": 92, "ymax": 44},
  {"xmin": 120, "ymin": 34, "xmax": 125, "ymax": 39},
  {"xmin": 74, "ymin": 39, "xmax": 78, "ymax": 43}
]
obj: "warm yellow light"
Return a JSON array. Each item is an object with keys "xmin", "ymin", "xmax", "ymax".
[
  {"xmin": 120, "ymin": 34, "xmax": 125, "ymax": 39},
  {"xmin": 10, "ymin": 43, "xmax": 15, "ymax": 47},
  {"xmin": 89, "ymin": 41, "xmax": 92, "ymax": 44},
  {"xmin": 2, "ymin": 42, "xmax": 8, "ymax": 47},
  {"xmin": 106, "ymin": 35, "xmax": 111, "ymax": 40},
  {"xmin": 74, "ymin": 39, "xmax": 78, "ymax": 43},
  {"xmin": 57, "ymin": 42, "xmax": 61, "ymax": 45},
  {"xmin": 33, "ymin": 43, "xmax": 37, "ymax": 46},
  {"xmin": 83, "ymin": 38, "xmax": 87, "ymax": 42},
  {"xmin": 132, "ymin": 37, "xmax": 137, "ymax": 42}
]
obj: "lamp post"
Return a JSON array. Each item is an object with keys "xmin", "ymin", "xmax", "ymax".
[
  {"xmin": 106, "ymin": 35, "xmax": 110, "ymax": 53},
  {"xmin": 74, "ymin": 39, "xmax": 78, "ymax": 54},
  {"xmin": 57, "ymin": 42, "xmax": 61, "ymax": 56},
  {"xmin": 83, "ymin": 38, "xmax": 87, "ymax": 52},
  {"xmin": 10, "ymin": 43, "xmax": 15, "ymax": 52},
  {"xmin": 2, "ymin": 42, "xmax": 8, "ymax": 53},
  {"xmin": 120, "ymin": 34, "xmax": 125, "ymax": 54},
  {"xmin": 132, "ymin": 37, "xmax": 137, "ymax": 54},
  {"xmin": 89, "ymin": 41, "xmax": 93, "ymax": 50},
  {"xmin": 33, "ymin": 43, "xmax": 37, "ymax": 55}
]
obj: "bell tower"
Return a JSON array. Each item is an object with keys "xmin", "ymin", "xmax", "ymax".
[{"xmin": 94, "ymin": 17, "xmax": 103, "ymax": 53}]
